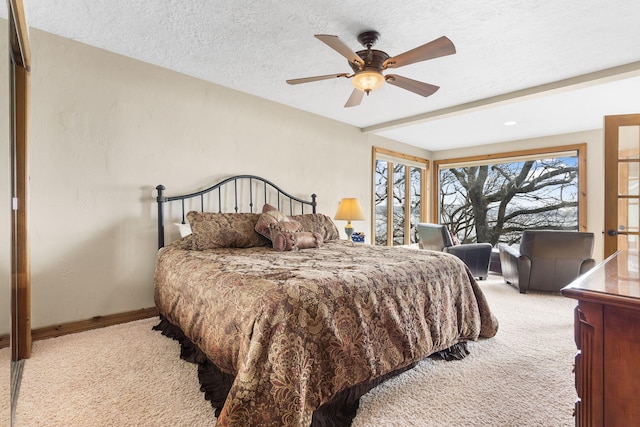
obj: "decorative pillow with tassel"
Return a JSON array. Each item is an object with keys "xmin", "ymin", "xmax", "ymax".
[
  {"xmin": 255, "ymin": 203, "xmax": 302, "ymax": 240},
  {"xmin": 270, "ymin": 227, "xmax": 324, "ymax": 251}
]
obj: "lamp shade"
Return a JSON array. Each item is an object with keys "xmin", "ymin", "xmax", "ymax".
[{"xmin": 334, "ymin": 198, "xmax": 366, "ymax": 222}]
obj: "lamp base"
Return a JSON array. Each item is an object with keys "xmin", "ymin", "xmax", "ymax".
[{"xmin": 345, "ymin": 225, "xmax": 355, "ymax": 241}]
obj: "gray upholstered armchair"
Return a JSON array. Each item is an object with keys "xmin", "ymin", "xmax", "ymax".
[
  {"xmin": 498, "ymin": 230, "xmax": 595, "ymax": 294},
  {"xmin": 416, "ymin": 223, "xmax": 492, "ymax": 280}
]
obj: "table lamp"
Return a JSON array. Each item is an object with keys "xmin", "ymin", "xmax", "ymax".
[{"xmin": 334, "ymin": 198, "xmax": 365, "ymax": 240}]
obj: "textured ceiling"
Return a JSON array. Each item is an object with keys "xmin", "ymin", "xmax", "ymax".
[{"xmin": 6, "ymin": 0, "xmax": 640, "ymax": 151}]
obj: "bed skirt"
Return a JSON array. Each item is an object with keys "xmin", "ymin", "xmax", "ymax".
[{"xmin": 153, "ymin": 316, "xmax": 470, "ymax": 426}]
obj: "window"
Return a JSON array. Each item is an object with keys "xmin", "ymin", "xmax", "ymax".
[
  {"xmin": 373, "ymin": 147, "xmax": 428, "ymax": 246},
  {"xmin": 433, "ymin": 144, "xmax": 587, "ymax": 245}
]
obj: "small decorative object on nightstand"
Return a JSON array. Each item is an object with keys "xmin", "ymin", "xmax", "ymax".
[
  {"xmin": 334, "ymin": 198, "xmax": 365, "ymax": 241},
  {"xmin": 351, "ymin": 232, "xmax": 365, "ymax": 243}
]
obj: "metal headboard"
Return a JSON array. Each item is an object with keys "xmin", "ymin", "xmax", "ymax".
[{"xmin": 155, "ymin": 174, "xmax": 317, "ymax": 248}]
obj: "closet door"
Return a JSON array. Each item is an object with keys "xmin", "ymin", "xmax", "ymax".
[{"xmin": 9, "ymin": 0, "xmax": 32, "ymax": 361}]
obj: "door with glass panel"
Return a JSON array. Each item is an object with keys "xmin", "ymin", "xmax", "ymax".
[
  {"xmin": 373, "ymin": 148, "xmax": 427, "ymax": 246},
  {"xmin": 604, "ymin": 114, "xmax": 640, "ymax": 257}
]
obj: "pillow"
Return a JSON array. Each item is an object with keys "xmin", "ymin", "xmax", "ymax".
[
  {"xmin": 186, "ymin": 211, "xmax": 270, "ymax": 250},
  {"xmin": 174, "ymin": 222, "xmax": 192, "ymax": 238},
  {"xmin": 270, "ymin": 229, "xmax": 324, "ymax": 251},
  {"xmin": 289, "ymin": 213, "xmax": 340, "ymax": 241},
  {"xmin": 255, "ymin": 203, "xmax": 302, "ymax": 240}
]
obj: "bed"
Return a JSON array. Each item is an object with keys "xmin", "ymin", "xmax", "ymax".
[{"xmin": 153, "ymin": 175, "xmax": 498, "ymax": 427}]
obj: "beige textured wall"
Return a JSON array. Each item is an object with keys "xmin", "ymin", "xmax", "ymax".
[
  {"xmin": 433, "ymin": 129, "xmax": 605, "ymax": 262},
  {"xmin": 25, "ymin": 28, "xmax": 428, "ymax": 329}
]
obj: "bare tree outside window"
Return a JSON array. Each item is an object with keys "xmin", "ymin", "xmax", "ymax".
[
  {"xmin": 393, "ymin": 164, "xmax": 406, "ymax": 245},
  {"xmin": 375, "ymin": 160, "xmax": 389, "ymax": 246},
  {"xmin": 409, "ymin": 167, "xmax": 422, "ymax": 244},
  {"xmin": 439, "ymin": 156, "xmax": 579, "ymax": 246}
]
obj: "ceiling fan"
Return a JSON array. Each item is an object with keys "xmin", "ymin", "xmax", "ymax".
[{"xmin": 286, "ymin": 31, "xmax": 456, "ymax": 108}]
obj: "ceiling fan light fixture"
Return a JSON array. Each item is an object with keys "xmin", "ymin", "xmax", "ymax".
[
  {"xmin": 352, "ymin": 70, "xmax": 385, "ymax": 94},
  {"xmin": 288, "ymin": 31, "xmax": 456, "ymax": 107}
]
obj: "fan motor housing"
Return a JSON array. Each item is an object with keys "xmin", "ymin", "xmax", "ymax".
[{"xmin": 350, "ymin": 49, "xmax": 389, "ymax": 73}]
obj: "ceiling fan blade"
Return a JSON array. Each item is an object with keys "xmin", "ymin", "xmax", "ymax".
[
  {"xmin": 286, "ymin": 73, "xmax": 349, "ymax": 85},
  {"xmin": 385, "ymin": 74, "xmax": 440, "ymax": 97},
  {"xmin": 383, "ymin": 36, "xmax": 456, "ymax": 69},
  {"xmin": 315, "ymin": 34, "xmax": 364, "ymax": 67},
  {"xmin": 344, "ymin": 89, "xmax": 364, "ymax": 108}
]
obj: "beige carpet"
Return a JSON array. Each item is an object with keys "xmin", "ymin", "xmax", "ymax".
[
  {"xmin": 12, "ymin": 275, "xmax": 577, "ymax": 426},
  {"xmin": 1, "ymin": 347, "xmax": 10, "ymax": 426}
]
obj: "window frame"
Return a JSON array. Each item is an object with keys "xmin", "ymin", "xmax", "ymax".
[
  {"xmin": 372, "ymin": 147, "xmax": 429, "ymax": 246},
  {"xmin": 431, "ymin": 143, "xmax": 588, "ymax": 233}
]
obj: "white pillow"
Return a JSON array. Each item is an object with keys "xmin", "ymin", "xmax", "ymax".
[{"xmin": 174, "ymin": 222, "xmax": 192, "ymax": 237}]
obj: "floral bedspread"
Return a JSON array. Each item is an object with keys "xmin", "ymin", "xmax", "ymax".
[{"xmin": 154, "ymin": 238, "xmax": 499, "ymax": 426}]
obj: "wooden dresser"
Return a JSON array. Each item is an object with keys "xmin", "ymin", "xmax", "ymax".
[{"xmin": 561, "ymin": 250, "xmax": 640, "ymax": 427}]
